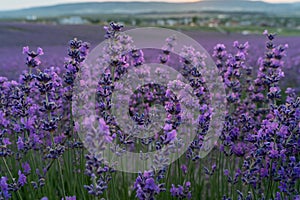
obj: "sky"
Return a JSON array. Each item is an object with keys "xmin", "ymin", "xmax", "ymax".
[{"xmin": 1, "ymin": 0, "xmax": 300, "ymax": 11}]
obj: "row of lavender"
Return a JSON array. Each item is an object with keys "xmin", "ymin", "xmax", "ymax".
[
  {"xmin": 0, "ymin": 23, "xmax": 299, "ymax": 200},
  {"xmin": 0, "ymin": 23, "xmax": 299, "ymax": 94}
]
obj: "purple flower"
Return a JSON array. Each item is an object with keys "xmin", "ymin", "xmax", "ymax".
[
  {"xmin": 84, "ymin": 154, "xmax": 112, "ymax": 197},
  {"xmin": 163, "ymin": 123, "xmax": 173, "ymax": 131},
  {"xmin": 170, "ymin": 182, "xmax": 192, "ymax": 199},
  {"xmin": 22, "ymin": 46, "xmax": 30, "ymax": 54},
  {"xmin": 232, "ymin": 142, "xmax": 245, "ymax": 157},
  {"xmin": 270, "ymin": 86, "xmax": 279, "ymax": 93},
  {"xmin": 134, "ymin": 171, "xmax": 165, "ymax": 200},
  {"xmin": 99, "ymin": 118, "xmax": 113, "ymax": 143},
  {"xmin": 185, "ymin": 181, "xmax": 191, "ymax": 188},
  {"xmin": 130, "ymin": 49, "xmax": 144, "ymax": 66},
  {"xmin": 279, "ymin": 182, "xmax": 287, "ymax": 192},
  {"xmin": 294, "ymin": 195, "xmax": 300, "ymax": 200},
  {"xmin": 104, "ymin": 22, "xmax": 124, "ymax": 38},
  {"xmin": 274, "ymin": 192, "xmax": 281, "ymax": 200},
  {"xmin": 99, "ymin": 118, "xmax": 109, "ymax": 133},
  {"xmin": 269, "ymin": 149, "xmax": 279, "ymax": 159},
  {"xmin": 165, "ymin": 130, "xmax": 177, "ymax": 143},
  {"xmin": 143, "ymin": 170, "xmax": 152, "ymax": 178},
  {"xmin": 37, "ymin": 47, "xmax": 44, "ymax": 55},
  {"xmin": 62, "ymin": 196, "xmax": 76, "ymax": 200},
  {"xmin": 22, "ymin": 162, "xmax": 31, "ymax": 174},
  {"xmin": 145, "ymin": 178, "xmax": 160, "ymax": 192},
  {"xmin": 22, "ymin": 46, "xmax": 44, "ymax": 68},
  {"xmin": 260, "ymin": 168, "xmax": 268, "ymax": 177},
  {"xmin": 2, "ymin": 138, "xmax": 11, "ymax": 146},
  {"xmin": 224, "ymin": 169, "xmax": 229, "ymax": 176},
  {"xmin": 181, "ymin": 164, "xmax": 188, "ymax": 174},
  {"xmin": 0, "ymin": 111, "xmax": 9, "ymax": 127},
  {"xmin": 170, "ymin": 184, "xmax": 177, "ymax": 196},
  {"xmin": 18, "ymin": 170, "xmax": 27, "ymax": 186},
  {"xmin": 17, "ymin": 136, "xmax": 24, "ymax": 150},
  {"xmin": 0, "ymin": 177, "xmax": 8, "ymax": 192},
  {"xmin": 278, "ymin": 125, "xmax": 289, "ymax": 138}
]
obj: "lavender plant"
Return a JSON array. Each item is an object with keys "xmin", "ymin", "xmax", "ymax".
[{"xmin": 0, "ymin": 22, "xmax": 298, "ymax": 200}]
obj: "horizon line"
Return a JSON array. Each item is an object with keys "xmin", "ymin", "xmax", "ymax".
[{"xmin": 0, "ymin": 0, "xmax": 299, "ymax": 12}]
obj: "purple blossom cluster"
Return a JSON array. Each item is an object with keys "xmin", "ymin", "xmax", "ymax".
[
  {"xmin": 0, "ymin": 36, "xmax": 90, "ymax": 199},
  {"xmin": 213, "ymin": 30, "xmax": 299, "ymax": 199},
  {"xmin": 134, "ymin": 170, "xmax": 166, "ymax": 200},
  {"xmin": 170, "ymin": 181, "xmax": 192, "ymax": 200}
]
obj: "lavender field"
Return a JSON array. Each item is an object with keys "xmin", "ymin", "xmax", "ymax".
[
  {"xmin": 0, "ymin": 21, "xmax": 299, "ymax": 200},
  {"xmin": 0, "ymin": 22, "xmax": 299, "ymax": 93}
]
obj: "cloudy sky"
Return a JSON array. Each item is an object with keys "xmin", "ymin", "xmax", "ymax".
[{"xmin": 1, "ymin": 0, "xmax": 299, "ymax": 11}]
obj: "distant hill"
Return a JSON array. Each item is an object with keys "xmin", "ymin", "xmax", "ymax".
[{"xmin": 0, "ymin": 0, "xmax": 299, "ymax": 18}]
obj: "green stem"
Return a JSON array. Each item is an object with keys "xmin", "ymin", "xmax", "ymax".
[
  {"xmin": 58, "ymin": 160, "xmax": 66, "ymax": 199},
  {"xmin": 122, "ymin": 171, "xmax": 128, "ymax": 199},
  {"xmin": 2, "ymin": 158, "xmax": 24, "ymax": 200},
  {"xmin": 266, "ymin": 159, "xmax": 275, "ymax": 199}
]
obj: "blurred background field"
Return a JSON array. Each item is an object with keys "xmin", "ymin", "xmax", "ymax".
[
  {"xmin": 0, "ymin": 21, "xmax": 299, "ymax": 93},
  {"xmin": 0, "ymin": 1, "xmax": 299, "ymax": 91}
]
